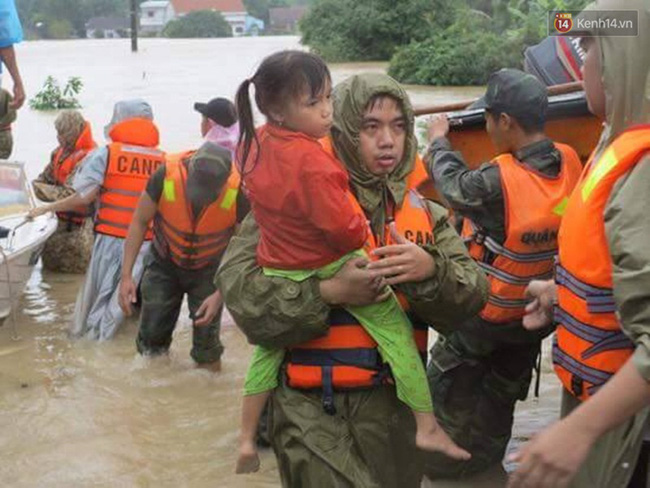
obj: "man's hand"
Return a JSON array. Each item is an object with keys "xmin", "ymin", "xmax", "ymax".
[
  {"xmin": 427, "ymin": 114, "xmax": 450, "ymax": 142},
  {"xmin": 9, "ymin": 80, "xmax": 24, "ymax": 110},
  {"xmin": 523, "ymin": 280, "xmax": 557, "ymax": 330},
  {"xmin": 507, "ymin": 419, "xmax": 596, "ymax": 488},
  {"xmin": 27, "ymin": 205, "xmax": 49, "ymax": 219},
  {"xmin": 367, "ymin": 223, "xmax": 436, "ymax": 285},
  {"xmin": 194, "ymin": 290, "xmax": 223, "ymax": 327},
  {"xmin": 118, "ymin": 276, "xmax": 138, "ymax": 316},
  {"xmin": 319, "ymin": 257, "xmax": 389, "ymax": 306}
]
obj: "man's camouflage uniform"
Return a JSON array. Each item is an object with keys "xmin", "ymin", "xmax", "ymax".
[{"xmin": 423, "ymin": 74, "xmax": 563, "ymax": 479}]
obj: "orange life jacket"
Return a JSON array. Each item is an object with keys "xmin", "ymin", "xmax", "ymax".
[
  {"xmin": 461, "ymin": 143, "xmax": 582, "ymax": 323},
  {"xmin": 152, "ymin": 150, "xmax": 240, "ymax": 269},
  {"xmin": 553, "ymin": 126, "xmax": 650, "ymax": 401},
  {"xmin": 285, "ymin": 173, "xmax": 433, "ymax": 413},
  {"xmin": 94, "ymin": 118, "xmax": 164, "ymax": 239},
  {"xmin": 52, "ymin": 121, "xmax": 97, "ymax": 226}
]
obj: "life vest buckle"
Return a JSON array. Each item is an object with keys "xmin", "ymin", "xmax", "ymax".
[
  {"xmin": 571, "ymin": 374, "xmax": 584, "ymax": 397},
  {"xmin": 321, "ymin": 365, "xmax": 337, "ymax": 416}
]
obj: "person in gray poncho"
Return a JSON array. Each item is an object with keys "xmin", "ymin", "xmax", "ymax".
[{"xmin": 30, "ymin": 99, "xmax": 165, "ymax": 340}]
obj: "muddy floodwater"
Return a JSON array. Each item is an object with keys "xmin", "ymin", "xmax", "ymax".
[{"xmin": 0, "ymin": 36, "xmax": 561, "ymax": 487}]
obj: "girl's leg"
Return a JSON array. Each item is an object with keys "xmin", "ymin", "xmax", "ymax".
[
  {"xmin": 237, "ymin": 346, "xmax": 285, "ymax": 473},
  {"xmin": 347, "ymin": 297, "xmax": 470, "ymax": 460},
  {"xmin": 237, "ymin": 391, "xmax": 271, "ymax": 474}
]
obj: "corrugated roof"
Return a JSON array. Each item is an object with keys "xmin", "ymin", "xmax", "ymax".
[{"xmin": 140, "ymin": 0, "xmax": 170, "ymax": 8}]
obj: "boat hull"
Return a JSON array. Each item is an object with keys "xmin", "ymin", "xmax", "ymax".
[
  {"xmin": 0, "ymin": 214, "xmax": 57, "ymax": 324},
  {"xmin": 419, "ymin": 92, "xmax": 602, "ymax": 201}
]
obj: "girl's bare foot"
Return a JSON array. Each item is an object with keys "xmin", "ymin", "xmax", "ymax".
[
  {"xmin": 416, "ymin": 427, "xmax": 471, "ymax": 460},
  {"xmin": 235, "ymin": 440, "xmax": 261, "ymax": 474}
]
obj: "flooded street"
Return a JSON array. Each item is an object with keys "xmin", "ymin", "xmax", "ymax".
[{"xmin": 1, "ymin": 36, "xmax": 560, "ymax": 487}]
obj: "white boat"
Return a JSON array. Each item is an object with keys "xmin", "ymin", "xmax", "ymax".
[{"xmin": 0, "ymin": 161, "xmax": 57, "ymax": 326}]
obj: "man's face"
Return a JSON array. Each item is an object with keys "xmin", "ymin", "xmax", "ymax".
[
  {"xmin": 581, "ymin": 37, "xmax": 606, "ymax": 119},
  {"xmin": 359, "ymin": 97, "xmax": 407, "ymax": 176}
]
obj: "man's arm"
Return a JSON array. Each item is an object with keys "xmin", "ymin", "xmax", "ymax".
[
  {"xmin": 216, "ymin": 213, "xmax": 388, "ymax": 349},
  {"xmin": 119, "ymin": 192, "xmax": 157, "ymax": 316},
  {"xmin": 0, "ymin": 45, "xmax": 24, "ymax": 109},
  {"xmin": 425, "ymin": 114, "xmax": 503, "ymax": 215},
  {"xmin": 28, "ymin": 187, "xmax": 98, "ymax": 218},
  {"xmin": 216, "ymin": 214, "xmax": 330, "ymax": 349}
]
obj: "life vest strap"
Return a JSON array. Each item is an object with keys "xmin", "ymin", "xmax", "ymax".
[
  {"xmin": 98, "ymin": 201, "xmax": 136, "ymax": 214},
  {"xmin": 322, "ymin": 366, "xmax": 336, "ymax": 416},
  {"xmin": 486, "ymin": 294, "xmax": 530, "ymax": 309},
  {"xmin": 552, "ymin": 338, "xmax": 613, "ymax": 388},
  {"xmin": 555, "ymin": 264, "xmax": 616, "ymax": 313},
  {"xmin": 94, "ymin": 218, "xmax": 130, "ymax": 231},
  {"xmin": 478, "ymin": 261, "xmax": 553, "ymax": 286},
  {"xmin": 289, "ymin": 348, "xmax": 382, "ymax": 370},
  {"xmin": 483, "ymin": 235, "xmax": 558, "ymax": 263},
  {"xmin": 156, "ymin": 213, "xmax": 234, "ymax": 243},
  {"xmin": 100, "ymin": 187, "xmax": 143, "ymax": 198}
]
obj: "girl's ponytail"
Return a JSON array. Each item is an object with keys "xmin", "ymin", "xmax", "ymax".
[{"xmin": 235, "ymin": 78, "xmax": 259, "ymax": 177}]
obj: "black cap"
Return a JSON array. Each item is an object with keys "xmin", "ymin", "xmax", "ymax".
[
  {"xmin": 194, "ymin": 97, "xmax": 237, "ymax": 127},
  {"xmin": 482, "ymin": 68, "xmax": 548, "ymax": 121}
]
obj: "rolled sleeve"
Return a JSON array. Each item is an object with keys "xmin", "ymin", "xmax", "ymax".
[
  {"xmin": 72, "ymin": 146, "xmax": 108, "ymax": 197},
  {"xmin": 605, "ymin": 155, "xmax": 650, "ymax": 381}
]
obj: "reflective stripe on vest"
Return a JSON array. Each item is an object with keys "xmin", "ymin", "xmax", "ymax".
[
  {"xmin": 553, "ymin": 126, "xmax": 650, "ymax": 401},
  {"xmin": 94, "ymin": 142, "xmax": 165, "ymax": 239},
  {"xmin": 286, "ymin": 186, "xmax": 432, "ymax": 400},
  {"xmin": 152, "ymin": 150, "xmax": 240, "ymax": 269},
  {"xmin": 461, "ymin": 143, "xmax": 582, "ymax": 324}
]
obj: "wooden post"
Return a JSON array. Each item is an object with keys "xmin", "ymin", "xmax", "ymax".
[{"xmin": 130, "ymin": 0, "xmax": 138, "ymax": 52}]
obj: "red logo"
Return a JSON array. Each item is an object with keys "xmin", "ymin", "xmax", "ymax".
[{"xmin": 554, "ymin": 12, "xmax": 573, "ymax": 34}]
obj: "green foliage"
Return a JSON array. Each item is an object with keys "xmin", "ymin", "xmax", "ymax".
[
  {"xmin": 162, "ymin": 10, "xmax": 233, "ymax": 38},
  {"xmin": 29, "ymin": 76, "xmax": 83, "ymax": 111},
  {"xmin": 389, "ymin": 13, "xmax": 524, "ymax": 85},
  {"xmin": 388, "ymin": 0, "xmax": 592, "ymax": 86},
  {"xmin": 17, "ymin": 0, "xmax": 129, "ymax": 38},
  {"xmin": 300, "ymin": 0, "xmax": 460, "ymax": 62},
  {"xmin": 46, "ymin": 18, "xmax": 74, "ymax": 39}
]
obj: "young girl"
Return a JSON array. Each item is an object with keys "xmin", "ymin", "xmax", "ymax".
[{"xmin": 233, "ymin": 51, "xmax": 470, "ymax": 474}]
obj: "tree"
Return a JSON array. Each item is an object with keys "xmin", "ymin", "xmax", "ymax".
[
  {"xmin": 17, "ymin": 0, "xmax": 129, "ymax": 38},
  {"xmin": 300, "ymin": 0, "xmax": 460, "ymax": 62},
  {"xmin": 162, "ymin": 10, "xmax": 233, "ymax": 38},
  {"xmin": 388, "ymin": 0, "xmax": 593, "ymax": 86}
]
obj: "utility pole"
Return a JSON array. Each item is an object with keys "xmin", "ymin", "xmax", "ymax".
[{"xmin": 130, "ymin": 0, "xmax": 138, "ymax": 52}]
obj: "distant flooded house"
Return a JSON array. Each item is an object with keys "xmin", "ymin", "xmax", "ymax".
[
  {"xmin": 139, "ymin": 0, "xmax": 175, "ymax": 35},
  {"xmin": 85, "ymin": 16, "xmax": 131, "ymax": 38},
  {"xmin": 139, "ymin": 0, "xmax": 262, "ymax": 36},
  {"xmin": 269, "ymin": 6, "xmax": 307, "ymax": 34}
]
